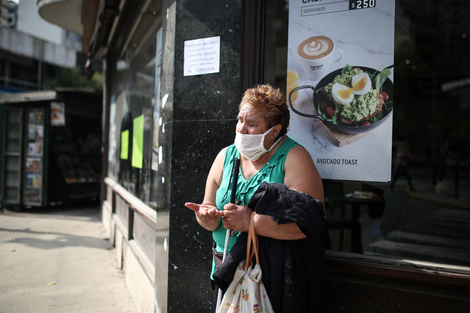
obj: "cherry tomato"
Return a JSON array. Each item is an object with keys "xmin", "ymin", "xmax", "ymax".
[
  {"xmin": 320, "ymin": 101, "xmax": 328, "ymax": 112},
  {"xmin": 362, "ymin": 121, "xmax": 371, "ymax": 126},
  {"xmin": 381, "ymin": 91, "xmax": 390, "ymax": 102},
  {"xmin": 326, "ymin": 106, "xmax": 335, "ymax": 119}
]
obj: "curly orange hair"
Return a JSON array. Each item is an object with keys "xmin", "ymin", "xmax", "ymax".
[{"xmin": 239, "ymin": 84, "xmax": 290, "ymax": 137}]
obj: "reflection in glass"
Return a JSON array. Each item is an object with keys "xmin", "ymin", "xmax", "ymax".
[
  {"xmin": 109, "ymin": 33, "xmax": 159, "ymax": 205},
  {"xmin": 264, "ymin": 0, "xmax": 470, "ymax": 267}
]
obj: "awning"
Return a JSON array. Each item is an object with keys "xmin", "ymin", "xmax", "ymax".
[{"xmin": 37, "ymin": 0, "xmax": 101, "ymax": 54}]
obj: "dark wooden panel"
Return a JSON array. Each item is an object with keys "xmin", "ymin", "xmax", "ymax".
[{"xmin": 324, "ymin": 252, "xmax": 470, "ymax": 312}]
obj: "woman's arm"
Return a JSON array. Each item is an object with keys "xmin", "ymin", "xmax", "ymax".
[
  {"xmin": 284, "ymin": 145, "xmax": 324, "ymax": 204},
  {"xmin": 222, "ymin": 204, "xmax": 309, "ymax": 240},
  {"xmin": 185, "ymin": 148, "xmax": 227, "ymax": 231},
  {"xmin": 223, "ymin": 145, "xmax": 324, "ymax": 240}
]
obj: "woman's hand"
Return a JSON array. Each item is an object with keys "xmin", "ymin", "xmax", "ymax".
[
  {"xmin": 222, "ymin": 203, "xmax": 252, "ymax": 232},
  {"xmin": 185, "ymin": 202, "xmax": 223, "ymax": 231}
]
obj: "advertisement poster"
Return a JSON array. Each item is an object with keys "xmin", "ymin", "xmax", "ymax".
[
  {"xmin": 25, "ymin": 158, "xmax": 42, "ymax": 173},
  {"xmin": 50, "ymin": 102, "xmax": 65, "ymax": 126},
  {"xmin": 287, "ymin": 0, "xmax": 395, "ymax": 182}
]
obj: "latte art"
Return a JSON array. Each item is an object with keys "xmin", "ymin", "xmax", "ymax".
[
  {"xmin": 303, "ymin": 40, "xmax": 328, "ymax": 56},
  {"xmin": 298, "ymin": 36, "xmax": 334, "ymax": 60},
  {"xmin": 296, "ymin": 36, "xmax": 342, "ymax": 80}
]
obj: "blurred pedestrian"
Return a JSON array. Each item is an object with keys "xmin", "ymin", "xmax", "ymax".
[{"xmin": 391, "ymin": 141, "xmax": 414, "ymax": 192}]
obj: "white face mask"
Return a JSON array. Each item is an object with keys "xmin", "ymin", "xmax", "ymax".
[{"xmin": 234, "ymin": 127, "xmax": 282, "ymax": 161}]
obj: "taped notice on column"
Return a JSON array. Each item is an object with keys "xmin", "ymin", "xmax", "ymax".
[{"xmin": 184, "ymin": 36, "xmax": 220, "ymax": 76}]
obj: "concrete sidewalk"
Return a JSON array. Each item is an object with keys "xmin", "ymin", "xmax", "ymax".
[{"xmin": 0, "ymin": 203, "xmax": 137, "ymax": 313}]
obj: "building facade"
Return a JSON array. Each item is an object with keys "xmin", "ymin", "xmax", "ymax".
[
  {"xmin": 0, "ymin": 0, "xmax": 94, "ymax": 94},
  {"xmin": 39, "ymin": 0, "xmax": 470, "ymax": 312}
]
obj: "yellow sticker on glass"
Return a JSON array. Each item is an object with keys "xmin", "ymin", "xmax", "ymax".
[
  {"xmin": 132, "ymin": 115, "xmax": 144, "ymax": 169},
  {"xmin": 121, "ymin": 129, "xmax": 129, "ymax": 160}
]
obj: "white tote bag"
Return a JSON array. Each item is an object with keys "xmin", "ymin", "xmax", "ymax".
[{"xmin": 217, "ymin": 213, "xmax": 274, "ymax": 313}]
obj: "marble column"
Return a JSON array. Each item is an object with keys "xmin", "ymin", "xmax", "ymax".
[{"xmin": 156, "ymin": 0, "xmax": 242, "ymax": 311}]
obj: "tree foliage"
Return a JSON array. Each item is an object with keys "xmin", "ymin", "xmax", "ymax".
[{"xmin": 54, "ymin": 67, "xmax": 102, "ymax": 90}]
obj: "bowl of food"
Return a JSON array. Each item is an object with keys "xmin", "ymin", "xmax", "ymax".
[{"xmin": 288, "ymin": 65, "xmax": 393, "ymax": 134}]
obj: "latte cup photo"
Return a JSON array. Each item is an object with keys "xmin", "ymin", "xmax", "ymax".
[{"xmin": 297, "ymin": 36, "xmax": 342, "ymax": 81}]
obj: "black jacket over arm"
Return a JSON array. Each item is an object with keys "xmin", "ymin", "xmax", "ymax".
[{"xmin": 213, "ymin": 182, "xmax": 328, "ymax": 313}]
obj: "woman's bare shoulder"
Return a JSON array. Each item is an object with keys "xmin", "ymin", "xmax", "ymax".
[
  {"xmin": 215, "ymin": 146, "xmax": 229, "ymax": 162},
  {"xmin": 284, "ymin": 144, "xmax": 324, "ymax": 201},
  {"xmin": 287, "ymin": 144, "xmax": 314, "ymax": 162},
  {"xmin": 208, "ymin": 146, "xmax": 229, "ymax": 177}
]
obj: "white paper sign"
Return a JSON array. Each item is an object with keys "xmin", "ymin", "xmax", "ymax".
[{"xmin": 184, "ymin": 36, "xmax": 220, "ymax": 76}]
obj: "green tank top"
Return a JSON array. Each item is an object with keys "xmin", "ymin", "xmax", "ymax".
[{"xmin": 211, "ymin": 136, "xmax": 299, "ymax": 277}]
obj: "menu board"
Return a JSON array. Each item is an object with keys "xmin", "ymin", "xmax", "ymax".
[{"xmin": 287, "ymin": 0, "xmax": 395, "ymax": 182}]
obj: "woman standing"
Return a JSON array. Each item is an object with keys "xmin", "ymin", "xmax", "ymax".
[{"xmin": 185, "ymin": 84, "xmax": 325, "ymax": 312}]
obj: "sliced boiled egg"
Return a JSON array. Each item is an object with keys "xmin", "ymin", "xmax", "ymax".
[
  {"xmin": 351, "ymin": 72, "xmax": 372, "ymax": 95},
  {"xmin": 332, "ymin": 83, "xmax": 354, "ymax": 105}
]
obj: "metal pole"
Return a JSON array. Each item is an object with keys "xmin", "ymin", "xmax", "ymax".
[{"xmin": 216, "ymin": 158, "xmax": 240, "ymax": 312}]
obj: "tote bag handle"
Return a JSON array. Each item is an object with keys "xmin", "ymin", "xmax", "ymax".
[{"xmin": 246, "ymin": 212, "xmax": 259, "ymax": 269}]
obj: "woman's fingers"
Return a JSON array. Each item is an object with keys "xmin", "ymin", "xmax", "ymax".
[
  {"xmin": 186, "ymin": 202, "xmax": 223, "ymax": 220},
  {"xmin": 185, "ymin": 202, "xmax": 200, "ymax": 212},
  {"xmin": 222, "ymin": 204, "xmax": 252, "ymax": 232}
]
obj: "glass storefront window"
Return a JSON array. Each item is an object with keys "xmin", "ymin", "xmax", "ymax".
[
  {"xmin": 265, "ymin": 0, "xmax": 470, "ymax": 267},
  {"xmin": 108, "ymin": 29, "xmax": 160, "ymax": 205}
]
